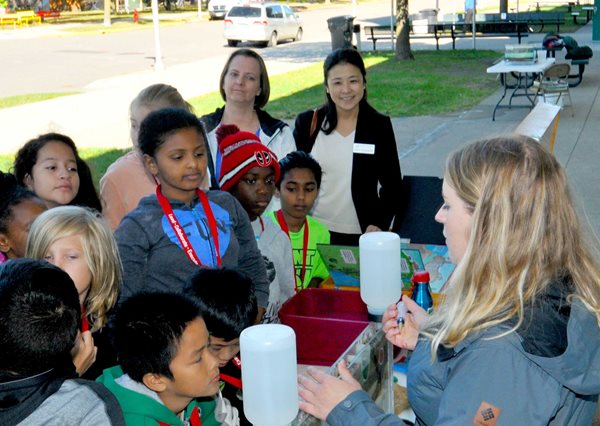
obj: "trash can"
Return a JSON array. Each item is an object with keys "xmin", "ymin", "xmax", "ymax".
[
  {"xmin": 417, "ymin": 8, "xmax": 438, "ymax": 33},
  {"xmin": 353, "ymin": 23, "xmax": 362, "ymax": 51},
  {"xmin": 327, "ymin": 15, "xmax": 354, "ymax": 50}
]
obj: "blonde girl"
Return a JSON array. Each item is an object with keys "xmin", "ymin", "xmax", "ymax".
[
  {"xmin": 26, "ymin": 206, "xmax": 121, "ymax": 378},
  {"xmin": 99, "ymin": 83, "xmax": 204, "ymax": 230}
]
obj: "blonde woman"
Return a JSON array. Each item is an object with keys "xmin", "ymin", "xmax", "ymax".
[
  {"xmin": 299, "ymin": 136, "xmax": 600, "ymax": 425},
  {"xmin": 26, "ymin": 206, "xmax": 122, "ymax": 380},
  {"xmin": 200, "ymin": 48, "xmax": 296, "ymax": 201},
  {"xmin": 99, "ymin": 83, "xmax": 209, "ymax": 230}
]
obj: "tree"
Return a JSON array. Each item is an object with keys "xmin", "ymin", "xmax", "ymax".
[
  {"xmin": 395, "ymin": 0, "xmax": 414, "ymax": 60},
  {"xmin": 499, "ymin": 0, "xmax": 508, "ymax": 13}
]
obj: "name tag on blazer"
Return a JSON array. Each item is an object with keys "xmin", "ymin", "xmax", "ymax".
[{"xmin": 353, "ymin": 143, "xmax": 375, "ymax": 155}]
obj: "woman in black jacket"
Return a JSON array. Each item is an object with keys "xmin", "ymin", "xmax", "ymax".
[{"xmin": 293, "ymin": 48, "xmax": 403, "ymax": 245}]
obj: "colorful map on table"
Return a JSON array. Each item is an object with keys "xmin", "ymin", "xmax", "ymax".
[
  {"xmin": 402, "ymin": 243, "xmax": 454, "ymax": 293},
  {"xmin": 317, "ymin": 243, "xmax": 455, "ymax": 293}
]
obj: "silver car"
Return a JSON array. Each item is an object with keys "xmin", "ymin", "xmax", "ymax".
[
  {"xmin": 208, "ymin": 0, "xmax": 240, "ymax": 20},
  {"xmin": 224, "ymin": 3, "xmax": 303, "ymax": 47}
]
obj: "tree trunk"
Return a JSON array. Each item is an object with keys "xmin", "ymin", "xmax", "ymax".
[
  {"xmin": 395, "ymin": 0, "xmax": 414, "ymax": 60},
  {"xmin": 499, "ymin": 0, "xmax": 508, "ymax": 13}
]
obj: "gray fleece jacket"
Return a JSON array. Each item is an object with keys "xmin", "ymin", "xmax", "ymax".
[
  {"xmin": 115, "ymin": 190, "xmax": 269, "ymax": 307},
  {"xmin": 327, "ymin": 283, "xmax": 600, "ymax": 425},
  {"xmin": 0, "ymin": 367, "xmax": 124, "ymax": 426}
]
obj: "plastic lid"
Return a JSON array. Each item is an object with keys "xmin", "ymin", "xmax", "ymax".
[{"xmin": 411, "ymin": 271, "xmax": 430, "ymax": 283}]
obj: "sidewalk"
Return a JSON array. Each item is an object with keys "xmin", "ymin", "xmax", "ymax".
[{"xmin": 1, "ymin": 23, "xmax": 599, "ymax": 235}]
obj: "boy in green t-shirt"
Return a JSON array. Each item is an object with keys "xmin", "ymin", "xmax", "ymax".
[{"xmin": 266, "ymin": 151, "xmax": 331, "ymax": 289}]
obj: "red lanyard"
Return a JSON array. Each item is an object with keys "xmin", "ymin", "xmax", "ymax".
[
  {"xmin": 81, "ymin": 304, "xmax": 89, "ymax": 332},
  {"xmin": 276, "ymin": 210, "xmax": 309, "ymax": 289},
  {"xmin": 156, "ymin": 185, "xmax": 222, "ymax": 267},
  {"xmin": 220, "ymin": 373, "xmax": 242, "ymax": 389},
  {"xmin": 158, "ymin": 405, "xmax": 202, "ymax": 426},
  {"xmin": 220, "ymin": 356, "xmax": 243, "ymax": 389}
]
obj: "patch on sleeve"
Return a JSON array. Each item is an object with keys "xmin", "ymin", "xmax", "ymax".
[{"xmin": 472, "ymin": 401, "xmax": 501, "ymax": 426}]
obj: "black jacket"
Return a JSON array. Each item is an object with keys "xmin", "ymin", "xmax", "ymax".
[
  {"xmin": 201, "ymin": 106, "xmax": 288, "ymax": 136},
  {"xmin": 201, "ymin": 107, "xmax": 295, "ymax": 190},
  {"xmin": 293, "ymin": 103, "xmax": 404, "ymax": 232}
]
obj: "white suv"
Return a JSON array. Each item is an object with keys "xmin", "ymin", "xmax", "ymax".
[
  {"xmin": 224, "ymin": 3, "xmax": 303, "ymax": 47},
  {"xmin": 208, "ymin": 0, "xmax": 240, "ymax": 20}
]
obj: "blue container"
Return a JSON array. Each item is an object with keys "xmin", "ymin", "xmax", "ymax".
[{"xmin": 411, "ymin": 271, "xmax": 433, "ymax": 314}]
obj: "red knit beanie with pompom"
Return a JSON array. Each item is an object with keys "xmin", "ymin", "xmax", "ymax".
[{"xmin": 217, "ymin": 124, "xmax": 280, "ymax": 191}]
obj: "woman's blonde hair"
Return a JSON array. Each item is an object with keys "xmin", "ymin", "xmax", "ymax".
[
  {"xmin": 26, "ymin": 206, "xmax": 122, "ymax": 332},
  {"xmin": 130, "ymin": 83, "xmax": 194, "ymax": 115},
  {"xmin": 424, "ymin": 135, "xmax": 600, "ymax": 356}
]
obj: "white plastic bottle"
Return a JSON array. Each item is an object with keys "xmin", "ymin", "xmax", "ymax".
[
  {"xmin": 359, "ymin": 232, "xmax": 402, "ymax": 321},
  {"xmin": 240, "ymin": 324, "xmax": 298, "ymax": 426}
]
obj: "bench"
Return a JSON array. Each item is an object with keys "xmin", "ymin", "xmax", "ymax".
[
  {"xmin": 506, "ymin": 12, "xmax": 565, "ymax": 33},
  {"xmin": 363, "ymin": 25, "xmax": 395, "ymax": 50},
  {"xmin": 0, "ymin": 10, "xmax": 41, "ymax": 27},
  {"xmin": 568, "ymin": 58, "xmax": 588, "ymax": 87},
  {"xmin": 0, "ymin": 13, "xmax": 21, "ymax": 28},
  {"xmin": 363, "ymin": 21, "xmax": 528, "ymax": 51},
  {"xmin": 446, "ymin": 12, "xmax": 563, "ymax": 33},
  {"xmin": 16, "ymin": 10, "xmax": 42, "ymax": 25},
  {"xmin": 363, "ymin": 23, "xmax": 461, "ymax": 51},
  {"xmin": 36, "ymin": 10, "xmax": 61, "ymax": 21},
  {"xmin": 475, "ymin": 21, "xmax": 530, "ymax": 43}
]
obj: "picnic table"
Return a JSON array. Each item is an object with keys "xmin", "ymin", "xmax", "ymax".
[
  {"xmin": 363, "ymin": 20, "xmax": 529, "ymax": 51},
  {"xmin": 0, "ymin": 13, "xmax": 20, "ymax": 28},
  {"xmin": 0, "ymin": 10, "xmax": 41, "ymax": 28},
  {"xmin": 581, "ymin": 6, "xmax": 594, "ymax": 23},
  {"xmin": 36, "ymin": 9, "xmax": 61, "ymax": 21},
  {"xmin": 507, "ymin": 12, "xmax": 565, "ymax": 32},
  {"xmin": 486, "ymin": 57, "xmax": 556, "ymax": 121}
]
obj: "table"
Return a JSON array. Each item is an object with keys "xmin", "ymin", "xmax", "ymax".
[
  {"xmin": 571, "ymin": 11, "xmax": 581, "ymax": 24},
  {"xmin": 582, "ymin": 6, "xmax": 595, "ymax": 23},
  {"xmin": 486, "ymin": 57, "xmax": 555, "ymax": 121}
]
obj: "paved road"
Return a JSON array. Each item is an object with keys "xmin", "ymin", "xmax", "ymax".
[{"xmin": 0, "ymin": 2, "xmax": 392, "ymax": 97}]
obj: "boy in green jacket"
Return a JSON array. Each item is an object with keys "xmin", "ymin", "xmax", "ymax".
[
  {"xmin": 186, "ymin": 267, "xmax": 257, "ymax": 425},
  {"xmin": 97, "ymin": 292, "xmax": 224, "ymax": 425}
]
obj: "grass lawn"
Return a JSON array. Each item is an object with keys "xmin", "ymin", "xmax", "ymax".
[
  {"xmin": 2, "ymin": 50, "xmax": 501, "ymax": 184},
  {"xmin": 0, "ymin": 93, "xmax": 78, "ymax": 110}
]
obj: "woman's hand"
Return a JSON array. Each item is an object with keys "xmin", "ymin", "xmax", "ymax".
[
  {"xmin": 382, "ymin": 297, "xmax": 427, "ymax": 351},
  {"xmin": 71, "ymin": 330, "xmax": 97, "ymax": 376},
  {"xmin": 364, "ymin": 225, "xmax": 382, "ymax": 233},
  {"xmin": 298, "ymin": 361, "xmax": 361, "ymax": 420}
]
